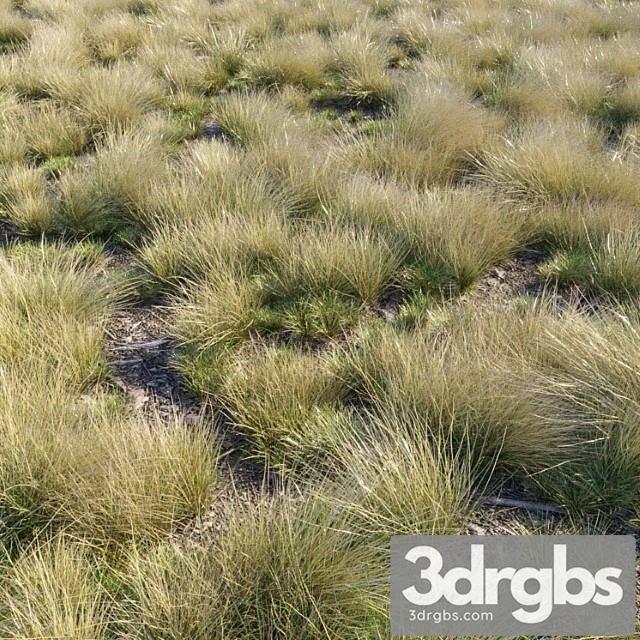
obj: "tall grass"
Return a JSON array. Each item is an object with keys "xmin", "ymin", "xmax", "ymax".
[
  {"xmin": 327, "ymin": 27, "xmax": 396, "ymax": 105},
  {"xmin": 86, "ymin": 11, "xmax": 142, "ymax": 62},
  {"xmin": 0, "ymin": 243, "xmax": 117, "ymax": 385},
  {"xmin": 341, "ymin": 312, "xmax": 574, "ymax": 477},
  {"xmin": 341, "ymin": 297, "xmax": 640, "ymax": 515},
  {"xmin": 142, "ymin": 208, "xmax": 289, "ymax": 286},
  {"xmin": 270, "ymin": 223, "xmax": 404, "ymax": 304},
  {"xmin": 0, "ymin": 537, "xmax": 110, "ymax": 639},
  {"xmin": 59, "ymin": 129, "xmax": 167, "ymax": 235},
  {"xmin": 118, "ymin": 412, "xmax": 473, "ymax": 638},
  {"xmin": 0, "ymin": 21, "xmax": 89, "ymax": 98},
  {"xmin": 243, "ymin": 129, "xmax": 338, "ymax": 216},
  {"xmin": 0, "ymin": 244, "xmax": 219, "ymax": 546},
  {"xmin": 479, "ymin": 117, "xmax": 640, "ymax": 208},
  {"xmin": 119, "ymin": 489, "xmax": 386, "ymax": 640},
  {"xmin": 173, "ymin": 268, "xmax": 266, "ymax": 352},
  {"xmin": 393, "ymin": 188, "xmax": 524, "ymax": 292},
  {"xmin": 141, "ymin": 138, "xmax": 287, "ymax": 228},
  {"xmin": 521, "ymin": 305, "xmax": 640, "ymax": 514},
  {"xmin": 331, "ymin": 179, "xmax": 523, "ymax": 293},
  {"xmin": 212, "ymin": 90, "xmax": 294, "ymax": 147},
  {"xmin": 541, "ymin": 229, "xmax": 640, "ymax": 300},
  {"xmin": 139, "ymin": 38, "xmax": 225, "ymax": 94},
  {"xmin": 0, "ymin": 165, "xmax": 56, "ymax": 233},
  {"xmin": 347, "ymin": 79, "xmax": 502, "ymax": 186},
  {"xmin": 1, "ymin": 0, "xmax": 640, "ymax": 635},
  {"xmin": 0, "ymin": 375, "xmax": 219, "ymax": 548},
  {"xmin": 0, "ymin": 1, "xmax": 31, "ymax": 52},
  {"xmin": 246, "ymin": 32, "xmax": 331, "ymax": 90},
  {"xmin": 324, "ymin": 404, "xmax": 476, "ymax": 540},
  {"xmin": 50, "ymin": 63, "xmax": 164, "ymax": 135},
  {"xmin": 220, "ymin": 345, "xmax": 347, "ymax": 465}
]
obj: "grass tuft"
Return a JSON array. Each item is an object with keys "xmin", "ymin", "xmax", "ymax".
[
  {"xmin": 347, "ymin": 79, "xmax": 502, "ymax": 186},
  {"xmin": 0, "ymin": 165, "xmax": 56, "ymax": 233},
  {"xmin": 327, "ymin": 28, "xmax": 396, "ymax": 106},
  {"xmin": 479, "ymin": 117, "xmax": 640, "ymax": 208},
  {"xmin": 221, "ymin": 345, "xmax": 347, "ymax": 465},
  {"xmin": 58, "ymin": 129, "xmax": 166, "ymax": 236},
  {"xmin": 0, "ymin": 537, "xmax": 109, "ymax": 639}
]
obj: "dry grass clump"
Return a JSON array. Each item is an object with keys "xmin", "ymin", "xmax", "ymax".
[
  {"xmin": 0, "ymin": 21, "xmax": 91, "ymax": 98},
  {"xmin": 212, "ymin": 90, "xmax": 295, "ymax": 147},
  {"xmin": 332, "ymin": 179, "xmax": 523, "ymax": 293},
  {"xmin": 119, "ymin": 490, "xmax": 384, "ymax": 640},
  {"xmin": 395, "ymin": 188, "xmax": 523, "ymax": 293},
  {"xmin": 0, "ymin": 97, "xmax": 27, "ymax": 162},
  {"xmin": 118, "ymin": 429, "xmax": 472, "ymax": 639},
  {"xmin": 21, "ymin": 0, "xmax": 156, "ymax": 20},
  {"xmin": 270, "ymin": 223, "xmax": 404, "ymax": 304},
  {"xmin": 0, "ymin": 95, "xmax": 87, "ymax": 165},
  {"xmin": 387, "ymin": 5, "xmax": 439, "ymax": 57},
  {"xmin": 479, "ymin": 117, "xmax": 640, "ymax": 208},
  {"xmin": 593, "ymin": 32, "xmax": 640, "ymax": 81},
  {"xmin": 395, "ymin": 13, "xmax": 523, "ymax": 98},
  {"xmin": 347, "ymin": 79, "xmax": 502, "ymax": 186},
  {"xmin": 173, "ymin": 268, "xmax": 266, "ymax": 353},
  {"xmin": 552, "ymin": 1, "xmax": 632, "ymax": 40},
  {"xmin": 85, "ymin": 11, "xmax": 143, "ymax": 62},
  {"xmin": 618, "ymin": 121, "xmax": 640, "ymax": 162},
  {"xmin": 341, "ymin": 297, "xmax": 640, "ymax": 515},
  {"xmin": 245, "ymin": 32, "xmax": 331, "ymax": 90},
  {"xmin": 116, "ymin": 541, "xmax": 223, "ymax": 639},
  {"xmin": 21, "ymin": 100, "xmax": 88, "ymax": 159},
  {"xmin": 220, "ymin": 345, "xmax": 347, "ymax": 465},
  {"xmin": 190, "ymin": 26, "xmax": 247, "ymax": 79},
  {"xmin": 209, "ymin": 0, "xmax": 364, "ymax": 40},
  {"xmin": 532, "ymin": 200, "xmax": 637, "ymax": 252},
  {"xmin": 141, "ymin": 138, "xmax": 282, "ymax": 227},
  {"xmin": 0, "ymin": 380, "xmax": 219, "ymax": 547},
  {"xmin": 325, "ymin": 404, "xmax": 474, "ymax": 539},
  {"xmin": 244, "ymin": 130, "xmax": 338, "ymax": 215},
  {"xmin": 0, "ymin": 243, "xmax": 116, "ymax": 385},
  {"xmin": 329, "ymin": 171, "xmax": 413, "ymax": 230},
  {"xmin": 274, "ymin": 292, "xmax": 363, "ymax": 341},
  {"xmin": 541, "ymin": 229, "xmax": 640, "ymax": 300},
  {"xmin": 521, "ymin": 305, "xmax": 640, "ymax": 514},
  {"xmin": 60, "ymin": 413, "xmax": 218, "ymax": 545},
  {"xmin": 138, "ymin": 37, "xmax": 227, "ymax": 95},
  {"xmin": 0, "ymin": 537, "xmax": 110, "ymax": 639},
  {"xmin": 142, "ymin": 208, "xmax": 288, "ymax": 286},
  {"xmin": 50, "ymin": 63, "xmax": 164, "ymax": 135},
  {"xmin": 0, "ymin": 165, "xmax": 56, "ymax": 233},
  {"xmin": 0, "ymin": 0, "xmax": 31, "ymax": 52},
  {"xmin": 341, "ymin": 311, "xmax": 572, "ymax": 477},
  {"xmin": 482, "ymin": 72, "xmax": 562, "ymax": 121},
  {"xmin": 58, "ymin": 129, "xmax": 167, "ymax": 235},
  {"xmin": 327, "ymin": 27, "xmax": 396, "ymax": 105},
  {"xmin": 0, "ymin": 243, "xmax": 219, "ymax": 547},
  {"xmin": 424, "ymin": 27, "xmax": 520, "ymax": 98},
  {"xmin": 159, "ymin": 98, "xmax": 335, "ymax": 218},
  {"xmin": 498, "ymin": 31, "xmax": 640, "ymax": 132},
  {"xmin": 602, "ymin": 75, "xmax": 640, "ymax": 131},
  {"xmin": 119, "ymin": 416, "xmax": 472, "ymax": 638},
  {"xmin": 207, "ymin": 491, "xmax": 385, "ymax": 639}
]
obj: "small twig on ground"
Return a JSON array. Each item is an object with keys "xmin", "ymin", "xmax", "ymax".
[
  {"xmin": 109, "ymin": 357, "xmax": 144, "ymax": 366},
  {"xmin": 114, "ymin": 339, "xmax": 170, "ymax": 351},
  {"xmin": 483, "ymin": 497, "xmax": 567, "ymax": 514}
]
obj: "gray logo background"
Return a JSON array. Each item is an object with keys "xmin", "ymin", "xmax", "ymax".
[{"xmin": 391, "ymin": 535, "xmax": 636, "ymax": 637}]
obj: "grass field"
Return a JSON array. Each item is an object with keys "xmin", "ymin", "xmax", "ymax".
[{"xmin": 0, "ymin": 0, "xmax": 639, "ymax": 637}]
